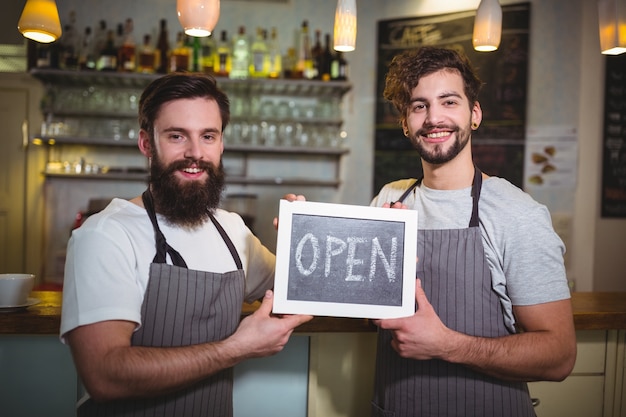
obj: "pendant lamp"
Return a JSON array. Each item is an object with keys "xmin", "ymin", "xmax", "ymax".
[
  {"xmin": 177, "ymin": 0, "xmax": 220, "ymax": 37},
  {"xmin": 472, "ymin": 0, "xmax": 502, "ymax": 52},
  {"xmin": 598, "ymin": 0, "xmax": 626, "ymax": 55},
  {"xmin": 333, "ymin": 0, "xmax": 357, "ymax": 52},
  {"xmin": 17, "ymin": 0, "xmax": 62, "ymax": 44}
]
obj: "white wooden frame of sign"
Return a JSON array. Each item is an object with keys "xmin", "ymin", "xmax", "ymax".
[{"xmin": 273, "ymin": 199, "xmax": 418, "ymax": 319}]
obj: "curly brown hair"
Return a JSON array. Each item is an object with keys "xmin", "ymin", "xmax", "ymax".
[{"xmin": 383, "ymin": 46, "xmax": 483, "ymax": 124}]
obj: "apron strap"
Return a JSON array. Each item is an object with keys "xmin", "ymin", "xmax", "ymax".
[
  {"xmin": 469, "ymin": 167, "xmax": 482, "ymax": 228},
  {"xmin": 209, "ymin": 213, "xmax": 243, "ymax": 270},
  {"xmin": 142, "ymin": 190, "xmax": 188, "ymax": 268}
]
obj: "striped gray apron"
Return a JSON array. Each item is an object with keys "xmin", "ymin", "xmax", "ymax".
[
  {"xmin": 371, "ymin": 168, "xmax": 536, "ymax": 417},
  {"xmin": 78, "ymin": 190, "xmax": 245, "ymax": 417}
]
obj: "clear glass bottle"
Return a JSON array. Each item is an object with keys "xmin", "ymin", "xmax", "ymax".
[
  {"xmin": 170, "ymin": 32, "xmax": 190, "ymax": 72},
  {"xmin": 118, "ymin": 18, "xmax": 136, "ymax": 72},
  {"xmin": 295, "ymin": 20, "xmax": 312, "ymax": 79},
  {"xmin": 78, "ymin": 26, "xmax": 96, "ymax": 70},
  {"xmin": 137, "ymin": 34, "xmax": 156, "ymax": 73},
  {"xmin": 214, "ymin": 30, "xmax": 231, "ymax": 77},
  {"xmin": 250, "ymin": 28, "xmax": 270, "ymax": 78},
  {"xmin": 230, "ymin": 26, "xmax": 250, "ymax": 79},
  {"xmin": 268, "ymin": 27, "xmax": 282, "ymax": 79}
]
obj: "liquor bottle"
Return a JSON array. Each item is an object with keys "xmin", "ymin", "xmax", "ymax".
[
  {"xmin": 331, "ymin": 51, "xmax": 348, "ymax": 81},
  {"xmin": 268, "ymin": 27, "xmax": 282, "ymax": 79},
  {"xmin": 320, "ymin": 33, "xmax": 333, "ymax": 81},
  {"xmin": 250, "ymin": 28, "xmax": 270, "ymax": 78},
  {"xmin": 170, "ymin": 32, "xmax": 190, "ymax": 72},
  {"xmin": 189, "ymin": 35, "xmax": 201, "ymax": 72},
  {"xmin": 97, "ymin": 30, "xmax": 118, "ymax": 71},
  {"xmin": 213, "ymin": 30, "xmax": 231, "ymax": 77},
  {"xmin": 78, "ymin": 26, "xmax": 96, "ymax": 70},
  {"xmin": 94, "ymin": 20, "xmax": 108, "ymax": 55},
  {"xmin": 118, "ymin": 18, "xmax": 136, "ymax": 72},
  {"xmin": 61, "ymin": 11, "xmax": 79, "ymax": 70},
  {"xmin": 230, "ymin": 26, "xmax": 249, "ymax": 79},
  {"xmin": 137, "ymin": 34, "xmax": 156, "ymax": 73},
  {"xmin": 282, "ymin": 47, "xmax": 297, "ymax": 79},
  {"xmin": 311, "ymin": 29, "xmax": 323, "ymax": 80},
  {"xmin": 295, "ymin": 20, "xmax": 312, "ymax": 79},
  {"xmin": 200, "ymin": 33, "xmax": 216, "ymax": 74},
  {"xmin": 156, "ymin": 19, "xmax": 170, "ymax": 74}
]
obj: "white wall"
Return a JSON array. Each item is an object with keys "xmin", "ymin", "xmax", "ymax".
[{"xmin": 47, "ymin": 0, "xmax": 626, "ymax": 290}]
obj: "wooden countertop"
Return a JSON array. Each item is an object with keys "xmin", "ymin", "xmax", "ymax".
[{"xmin": 1, "ymin": 291, "xmax": 625, "ymax": 335}]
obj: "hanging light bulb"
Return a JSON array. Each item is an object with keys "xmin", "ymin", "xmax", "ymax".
[
  {"xmin": 17, "ymin": 0, "xmax": 62, "ymax": 44},
  {"xmin": 333, "ymin": 0, "xmax": 357, "ymax": 52},
  {"xmin": 598, "ymin": 0, "xmax": 626, "ymax": 55},
  {"xmin": 472, "ymin": 0, "xmax": 502, "ymax": 52},
  {"xmin": 177, "ymin": 0, "xmax": 220, "ymax": 37}
]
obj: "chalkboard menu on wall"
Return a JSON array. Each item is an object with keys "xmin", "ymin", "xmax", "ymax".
[
  {"xmin": 601, "ymin": 54, "xmax": 626, "ymax": 218},
  {"xmin": 374, "ymin": 3, "xmax": 530, "ymax": 195}
]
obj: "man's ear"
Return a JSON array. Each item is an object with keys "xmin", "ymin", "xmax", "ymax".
[{"xmin": 138, "ymin": 129, "xmax": 152, "ymax": 158}]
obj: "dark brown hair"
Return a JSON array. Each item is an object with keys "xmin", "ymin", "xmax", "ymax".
[
  {"xmin": 383, "ymin": 46, "xmax": 483, "ymax": 123},
  {"xmin": 138, "ymin": 72, "xmax": 230, "ymax": 140}
]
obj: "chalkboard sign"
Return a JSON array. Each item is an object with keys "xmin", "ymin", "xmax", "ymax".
[
  {"xmin": 273, "ymin": 200, "xmax": 418, "ymax": 319},
  {"xmin": 601, "ymin": 54, "xmax": 626, "ymax": 218}
]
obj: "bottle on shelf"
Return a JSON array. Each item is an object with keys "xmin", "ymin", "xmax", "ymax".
[
  {"xmin": 118, "ymin": 18, "xmax": 136, "ymax": 72},
  {"xmin": 170, "ymin": 32, "xmax": 190, "ymax": 72},
  {"xmin": 331, "ymin": 51, "xmax": 348, "ymax": 81},
  {"xmin": 94, "ymin": 20, "xmax": 108, "ymax": 56},
  {"xmin": 189, "ymin": 35, "xmax": 202, "ymax": 72},
  {"xmin": 200, "ymin": 33, "xmax": 216, "ymax": 74},
  {"xmin": 60, "ymin": 11, "xmax": 79, "ymax": 70},
  {"xmin": 156, "ymin": 19, "xmax": 170, "ymax": 74},
  {"xmin": 320, "ymin": 33, "xmax": 334, "ymax": 81},
  {"xmin": 230, "ymin": 26, "xmax": 249, "ymax": 79},
  {"xmin": 97, "ymin": 30, "xmax": 118, "ymax": 71},
  {"xmin": 311, "ymin": 29, "xmax": 323, "ymax": 80},
  {"xmin": 137, "ymin": 34, "xmax": 156, "ymax": 74},
  {"xmin": 78, "ymin": 26, "xmax": 96, "ymax": 70},
  {"xmin": 268, "ymin": 27, "xmax": 282, "ymax": 79},
  {"xmin": 214, "ymin": 30, "xmax": 231, "ymax": 77},
  {"xmin": 295, "ymin": 20, "xmax": 313, "ymax": 79},
  {"xmin": 250, "ymin": 27, "xmax": 270, "ymax": 78},
  {"xmin": 283, "ymin": 47, "xmax": 297, "ymax": 79}
]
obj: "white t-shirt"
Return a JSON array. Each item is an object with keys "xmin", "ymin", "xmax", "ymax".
[
  {"xmin": 371, "ymin": 176, "xmax": 571, "ymax": 332},
  {"xmin": 60, "ymin": 198, "xmax": 275, "ymax": 340}
]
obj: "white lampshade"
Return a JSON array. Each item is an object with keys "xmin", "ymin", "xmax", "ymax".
[
  {"xmin": 333, "ymin": 0, "xmax": 357, "ymax": 52},
  {"xmin": 598, "ymin": 0, "xmax": 626, "ymax": 55},
  {"xmin": 17, "ymin": 0, "xmax": 62, "ymax": 44},
  {"xmin": 472, "ymin": 0, "xmax": 502, "ymax": 52},
  {"xmin": 177, "ymin": 0, "xmax": 220, "ymax": 37}
]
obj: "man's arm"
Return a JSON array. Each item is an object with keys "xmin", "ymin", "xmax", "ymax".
[
  {"xmin": 375, "ymin": 280, "xmax": 577, "ymax": 382},
  {"xmin": 67, "ymin": 290, "xmax": 312, "ymax": 402}
]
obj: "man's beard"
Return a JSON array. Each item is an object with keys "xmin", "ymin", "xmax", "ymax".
[
  {"xmin": 149, "ymin": 156, "xmax": 225, "ymax": 229},
  {"xmin": 410, "ymin": 122, "xmax": 471, "ymax": 165}
]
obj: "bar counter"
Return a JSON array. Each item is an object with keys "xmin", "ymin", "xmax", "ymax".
[{"xmin": 1, "ymin": 291, "xmax": 625, "ymax": 335}]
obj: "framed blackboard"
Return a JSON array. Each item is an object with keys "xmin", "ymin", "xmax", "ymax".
[
  {"xmin": 601, "ymin": 54, "xmax": 626, "ymax": 218},
  {"xmin": 273, "ymin": 200, "xmax": 418, "ymax": 319}
]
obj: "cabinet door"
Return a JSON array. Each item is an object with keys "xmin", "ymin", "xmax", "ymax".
[
  {"xmin": 0, "ymin": 89, "xmax": 27, "ymax": 273},
  {"xmin": 529, "ymin": 377, "xmax": 605, "ymax": 417}
]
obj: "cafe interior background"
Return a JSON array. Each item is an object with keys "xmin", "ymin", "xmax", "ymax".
[{"xmin": 0, "ymin": 0, "xmax": 625, "ymax": 416}]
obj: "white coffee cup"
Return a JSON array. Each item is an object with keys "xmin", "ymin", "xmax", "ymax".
[{"xmin": 0, "ymin": 274, "xmax": 35, "ymax": 307}]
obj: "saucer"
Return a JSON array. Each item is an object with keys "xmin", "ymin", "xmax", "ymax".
[{"xmin": 0, "ymin": 297, "xmax": 41, "ymax": 313}]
